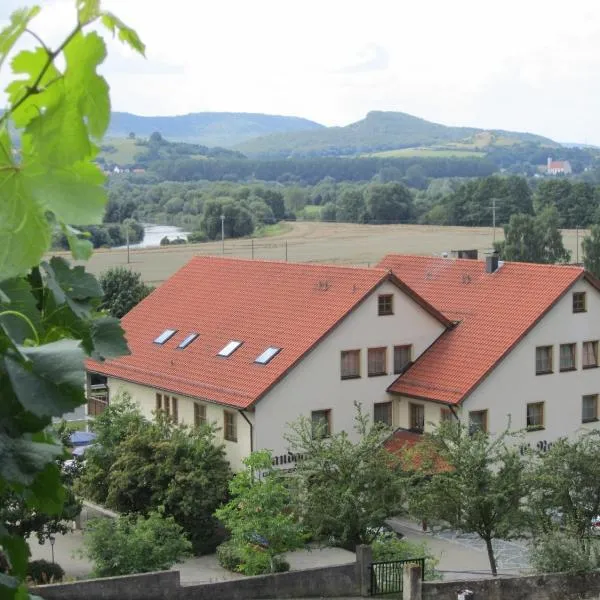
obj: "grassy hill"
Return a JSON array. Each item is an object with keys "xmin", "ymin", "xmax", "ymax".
[
  {"xmin": 107, "ymin": 112, "xmax": 324, "ymax": 147},
  {"xmin": 235, "ymin": 111, "xmax": 559, "ymax": 158}
]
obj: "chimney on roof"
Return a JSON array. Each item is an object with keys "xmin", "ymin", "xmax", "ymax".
[{"xmin": 486, "ymin": 253, "xmax": 499, "ymax": 274}]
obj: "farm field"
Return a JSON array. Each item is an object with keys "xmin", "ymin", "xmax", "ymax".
[
  {"xmin": 57, "ymin": 222, "xmax": 589, "ymax": 286},
  {"xmin": 366, "ymin": 147, "xmax": 486, "ymax": 158}
]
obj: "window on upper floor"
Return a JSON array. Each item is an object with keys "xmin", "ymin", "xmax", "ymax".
[
  {"xmin": 526, "ymin": 402, "xmax": 544, "ymax": 430},
  {"xmin": 194, "ymin": 402, "xmax": 207, "ymax": 427},
  {"xmin": 583, "ymin": 341, "xmax": 599, "ymax": 369},
  {"xmin": 224, "ymin": 410, "xmax": 237, "ymax": 442},
  {"xmin": 469, "ymin": 409, "xmax": 488, "ymax": 433},
  {"xmin": 440, "ymin": 407, "xmax": 454, "ymax": 422},
  {"xmin": 368, "ymin": 347, "xmax": 387, "ymax": 377},
  {"xmin": 573, "ymin": 292, "xmax": 587, "ymax": 313},
  {"xmin": 156, "ymin": 392, "xmax": 170, "ymax": 416},
  {"xmin": 394, "ymin": 345, "xmax": 413, "ymax": 374},
  {"xmin": 341, "ymin": 350, "xmax": 361, "ymax": 379},
  {"xmin": 378, "ymin": 294, "xmax": 394, "ymax": 316},
  {"xmin": 559, "ymin": 343, "xmax": 576, "ymax": 372},
  {"xmin": 374, "ymin": 402, "xmax": 392, "ymax": 427},
  {"xmin": 409, "ymin": 403, "xmax": 424, "ymax": 433},
  {"xmin": 311, "ymin": 409, "xmax": 331, "ymax": 439},
  {"xmin": 171, "ymin": 397, "xmax": 178, "ymax": 423},
  {"xmin": 536, "ymin": 346, "xmax": 553, "ymax": 375},
  {"xmin": 582, "ymin": 394, "xmax": 598, "ymax": 423}
]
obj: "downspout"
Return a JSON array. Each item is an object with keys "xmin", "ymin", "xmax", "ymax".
[
  {"xmin": 238, "ymin": 409, "xmax": 254, "ymax": 453},
  {"xmin": 448, "ymin": 405, "xmax": 460, "ymax": 422}
]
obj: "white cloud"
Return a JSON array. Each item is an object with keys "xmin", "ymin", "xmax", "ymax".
[{"xmin": 1, "ymin": 0, "xmax": 600, "ymax": 142}]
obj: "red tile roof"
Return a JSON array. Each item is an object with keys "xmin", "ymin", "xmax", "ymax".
[
  {"xmin": 378, "ymin": 255, "xmax": 589, "ymax": 405},
  {"xmin": 548, "ymin": 161, "xmax": 568, "ymax": 169},
  {"xmin": 87, "ymin": 257, "xmax": 445, "ymax": 409}
]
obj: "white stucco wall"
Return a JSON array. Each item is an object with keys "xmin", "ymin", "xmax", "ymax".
[
  {"xmin": 394, "ymin": 280, "xmax": 600, "ymax": 449},
  {"xmin": 105, "ymin": 378, "xmax": 253, "ymax": 471},
  {"xmin": 254, "ymin": 280, "xmax": 446, "ymax": 460}
]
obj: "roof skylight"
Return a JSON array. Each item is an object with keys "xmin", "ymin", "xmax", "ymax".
[
  {"xmin": 218, "ymin": 340, "xmax": 243, "ymax": 357},
  {"xmin": 154, "ymin": 329, "xmax": 177, "ymax": 344},
  {"xmin": 255, "ymin": 347, "xmax": 282, "ymax": 365},
  {"xmin": 178, "ymin": 333, "xmax": 199, "ymax": 349}
]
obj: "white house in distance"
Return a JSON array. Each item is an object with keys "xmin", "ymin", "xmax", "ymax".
[
  {"xmin": 546, "ymin": 156, "xmax": 572, "ymax": 175},
  {"xmin": 87, "ymin": 254, "xmax": 600, "ymax": 468}
]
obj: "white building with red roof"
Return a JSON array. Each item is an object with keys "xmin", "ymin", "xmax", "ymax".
[
  {"xmin": 546, "ymin": 156, "xmax": 572, "ymax": 175},
  {"xmin": 87, "ymin": 254, "xmax": 600, "ymax": 467}
]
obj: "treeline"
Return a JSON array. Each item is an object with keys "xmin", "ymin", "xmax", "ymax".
[
  {"xmin": 147, "ymin": 155, "xmax": 496, "ymax": 185},
  {"xmin": 52, "ymin": 221, "xmax": 144, "ymax": 250}
]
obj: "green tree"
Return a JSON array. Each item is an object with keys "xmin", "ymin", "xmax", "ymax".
[
  {"xmin": 82, "ymin": 511, "xmax": 191, "ymax": 577},
  {"xmin": 215, "ymin": 451, "xmax": 305, "ymax": 574},
  {"xmin": 99, "ymin": 267, "xmax": 153, "ymax": 318},
  {"xmin": 582, "ymin": 225, "xmax": 600, "ymax": 276},
  {"xmin": 285, "ymin": 405, "xmax": 404, "ymax": 551},
  {"xmin": 406, "ymin": 421, "xmax": 527, "ymax": 576},
  {"xmin": 80, "ymin": 404, "xmax": 231, "ymax": 554},
  {"xmin": 496, "ymin": 207, "xmax": 570, "ymax": 264},
  {"xmin": 336, "ymin": 188, "xmax": 365, "ymax": 223},
  {"xmin": 0, "ymin": 4, "xmax": 141, "ymax": 597},
  {"xmin": 526, "ymin": 431, "xmax": 600, "ymax": 574},
  {"xmin": 365, "ymin": 182, "xmax": 414, "ymax": 223},
  {"xmin": 320, "ymin": 202, "xmax": 337, "ymax": 222},
  {"xmin": 201, "ymin": 198, "xmax": 255, "ymax": 240}
]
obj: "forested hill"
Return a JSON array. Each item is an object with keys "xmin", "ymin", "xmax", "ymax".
[
  {"xmin": 107, "ymin": 112, "xmax": 324, "ymax": 147},
  {"xmin": 234, "ymin": 110, "xmax": 559, "ymax": 158}
]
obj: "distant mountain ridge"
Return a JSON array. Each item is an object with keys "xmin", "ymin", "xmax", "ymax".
[
  {"xmin": 107, "ymin": 112, "xmax": 324, "ymax": 148},
  {"xmin": 234, "ymin": 110, "xmax": 559, "ymax": 158}
]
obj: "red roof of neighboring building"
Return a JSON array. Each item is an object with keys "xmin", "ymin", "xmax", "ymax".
[
  {"xmin": 378, "ymin": 255, "xmax": 591, "ymax": 405},
  {"xmin": 548, "ymin": 161, "xmax": 567, "ymax": 169},
  {"xmin": 87, "ymin": 256, "xmax": 446, "ymax": 409}
]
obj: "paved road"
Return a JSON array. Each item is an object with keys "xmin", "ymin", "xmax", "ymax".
[{"xmin": 387, "ymin": 516, "xmax": 531, "ymax": 580}]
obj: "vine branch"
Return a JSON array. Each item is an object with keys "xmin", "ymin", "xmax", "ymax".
[{"xmin": 0, "ymin": 310, "xmax": 40, "ymax": 345}]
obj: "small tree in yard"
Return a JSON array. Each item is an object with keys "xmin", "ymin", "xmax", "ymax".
[
  {"xmin": 215, "ymin": 451, "xmax": 305, "ymax": 575},
  {"xmin": 82, "ymin": 511, "xmax": 191, "ymax": 577},
  {"xmin": 285, "ymin": 404, "xmax": 405, "ymax": 551},
  {"xmin": 583, "ymin": 225, "xmax": 600, "ymax": 276},
  {"xmin": 406, "ymin": 421, "xmax": 527, "ymax": 576},
  {"xmin": 99, "ymin": 266, "xmax": 153, "ymax": 318},
  {"xmin": 527, "ymin": 431, "xmax": 600, "ymax": 573}
]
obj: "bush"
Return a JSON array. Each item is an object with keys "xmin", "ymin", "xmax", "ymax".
[
  {"xmin": 530, "ymin": 531, "xmax": 600, "ymax": 574},
  {"xmin": 188, "ymin": 231, "xmax": 208, "ymax": 243},
  {"xmin": 371, "ymin": 531, "xmax": 440, "ymax": 581},
  {"xmin": 82, "ymin": 512, "xmax": 191, "ymax": 577},
  {"xmin": 27, "ymin": 560, "xmax": 65, "ymax": 584},
  {"xmin": 216, "ymin": 541, "xmax": 289, "ymax": 575}
]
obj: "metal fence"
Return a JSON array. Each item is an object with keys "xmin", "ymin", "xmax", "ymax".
[{"xmin": 370, "ymin": 557, "xmax": 425, "ymax": 596}]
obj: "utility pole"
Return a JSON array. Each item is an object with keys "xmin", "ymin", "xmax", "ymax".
[
  {"xmin": 576, "ymin": 226, "xmax": 579, "ymax": 264},
  {"xmin": 220, "ymin": 214, "xmax": 225, "ymax": 255},
  {"xmin": 492, "ymin": 198, "xmax": 497, "ymax": 246},
  {"xmin": 126, "ymin": 225, "xmax": 130, "ymax": 264}
]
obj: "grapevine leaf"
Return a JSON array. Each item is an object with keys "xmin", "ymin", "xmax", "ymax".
[
  {"xmin": 43, "ymin": 257, "xmax": 102, "ymax": 311},
  {"xmin": 0, "ymin": 536, "xmax": 29, "ymax": 579},
  {"xmin": 29, "ymin": 463, "xmax": 65, "ymax": 514},
  {"xmin": 0, "ymin": 433, "xmax": 62, "ymax": 485},
  {"xmin": 6, "ymin": 48, "xmax": 62, "ymax": 129},
  {"xmin": 100, "ymin": 11, "xmax": 146, "ymax": 56},
  {"xmin": 0, "ymin": 146, "xmax": 50, "ymax": 282},
  {"xmin": 24, "ymin": 159, "xmax": 107, "ymax": 225},
  {"xmin": 88, "ymin": 316, "xmax": 130, "ymax": 360},
  {"xmin": 62, "ymin": 225, "xmax": 94, "ymax": 261},
  {"xmin": 77, "ymin": 0, "xmax": 101, "ymax": 24},
  {"xmin": 63, "ymin": 30, "xmax": 110, "ymax": 139},
  {"xmin": 0, "ymin": 6, "xmax": 41, "ymax": 73},
  {"xmin": 0, "ymin": 277, "xmax": 41, "ymax": 344},
  {"xmin": 4, "ymin": 342, "xmax": 85, "ymax": 418}
]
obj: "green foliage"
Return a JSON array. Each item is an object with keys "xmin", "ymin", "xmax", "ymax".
[
  {"xmin": 216, "ymin": 540, "xmax": 290, "ymax": 575},
  {"xmin": 496, "ymin": 206, "xmax": 571, "ymax": 264},
  {"xmin": 534, "ymin": 179, "xmax": 598, "ymax": 228},
  {"xmin": 371, "ymin": 532, "xmax": 440, "ymax": 581},
  {"xmin": 530, "ymin": 531, "xmax": 600, "ymax": 574},
  {"xmin": 79, "ymin": 400, "xmax": 231, "ymax": 554},
  {"xmin": 406, "ymin": 421, "xmax": 527, "ymax": 576},
  {"xmin": 82, "ymin": 512, "xmax": 191, "ymax": 577},
  {"xmin": 583, "ymin": 225, "xmax": 600, "ymax": 276},
  {"xmin": 0, "ymin": 3, "xmax": 141, "ymax": 597},
  {"xmin": 187, "ymin": 231, "xmax": 208, "ymax": 243},
  {"xmin": 215, "ymin": 451, "xmax": 305, "ymax": 573},
  {"xmin": 285, "ymin": 404, "xmax": 404, "ymax": 551},
  {"xmin": 201, "ymin": 198, "xmax": 255, "ymax": 240},
  {"xmin": 99, "ymin": 267, "xmax": 153, "ymax": 318},
  {"xmin": 26, "ymin": 559, "xmax": 64, "ymax": 584},
  {"xmin": 366, "ymin": 183, "xmax": 414, "ymax": 223}
]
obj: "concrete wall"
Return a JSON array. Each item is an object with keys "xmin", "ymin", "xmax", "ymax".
[
  {"xmin": 180, "ymin": 563, "xmax": 358, "ymax": 600},
  {"xmin": 255, "ymin": 280, "xmax": 445, "ymax": 459},
  {"xmin": 31, "ymin": 570, "xmax": 179, "ymax": 600},
  {"xmin": 423, "ymin": 571, "xmax": 600, "ymax": 600},
  {"xmin": 106, "ymin": 379, "xmax": 252, "ymax": 471}
]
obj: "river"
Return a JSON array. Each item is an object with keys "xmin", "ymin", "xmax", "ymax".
[{"xmin": 123, "ymin": 225, "xmax": 189, "ymax": 249}]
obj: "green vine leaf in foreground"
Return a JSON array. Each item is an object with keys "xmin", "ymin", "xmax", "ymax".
[{"xmin": 0, "ymin": 2, "xmax": 142, "ymax": 598}]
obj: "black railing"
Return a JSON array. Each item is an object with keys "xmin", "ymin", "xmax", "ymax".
[{"xmin": 370, "ymin": 557, "xmax": 425, "ymax": 596}]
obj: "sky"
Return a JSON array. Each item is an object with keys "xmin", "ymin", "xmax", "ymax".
[{"xmin": 2, "ymin": 0, "xmax": 600, "ymax": 144}]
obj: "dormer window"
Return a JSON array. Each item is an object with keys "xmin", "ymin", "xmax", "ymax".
[
  {"xmin": 154, "ymin": 329, "xmax": 177, "ymax": 344},
  {"xmin": 178, "ymin": 333, "xmax": 199, "ymax": 349},
  {"xmin": 255, "ymin": 347, "xmax": 281, "ymax": 364},
  {"xmin": 218, "ymin": 340, "xmax": 243, "ymax": 357}
]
